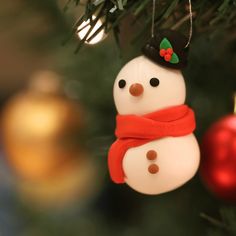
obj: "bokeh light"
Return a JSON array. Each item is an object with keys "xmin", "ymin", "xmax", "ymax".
[{"xmin": 77, "ymin": 15, "xmax": 105, "ymax": 45}]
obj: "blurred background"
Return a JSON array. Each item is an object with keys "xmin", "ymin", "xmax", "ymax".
[{"xmin": 0, "ymin": 0, "xmax": 235, "ymax": 235}]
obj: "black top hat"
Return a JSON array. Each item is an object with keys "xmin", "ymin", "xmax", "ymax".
[{"xmin": 142, "ymin": 30, "xmax": 189, "ymax": 69}]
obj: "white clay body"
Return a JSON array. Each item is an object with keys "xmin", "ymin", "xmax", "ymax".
[
  {"xmin": 123, "ymin": 134, "xmax": 200, "ymax": 195},
  {"xmin": 113, "ymin": 55, "xmax": 200, "ymax": 194}
]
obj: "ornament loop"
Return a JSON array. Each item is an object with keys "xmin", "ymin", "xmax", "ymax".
[
  {"xmin": 234, "ymin": 93, "xmax": 236, "ymax": 114},
  {"xmin": 151, "ymin": 0, "xmax": 156, "ymax": 38},
  {"xmin": 185, "ymin": 0, "xmax": 193, "ymax": 48}
]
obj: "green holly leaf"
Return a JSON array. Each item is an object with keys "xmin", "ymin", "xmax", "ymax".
[
  {"xmin": 170, "ymin": 53, "xmax": 179, "ymax": 64},
  {"xmin": 160, "ymin": 38, "xmax": 172, "ymax": 50}
]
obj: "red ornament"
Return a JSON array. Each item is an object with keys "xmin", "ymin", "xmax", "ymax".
[
  {"xmin": 164, "ymin": 54, "xmax": 172, "ymax": 62},
  {"xmin": 200, "ymin": 114, "xmax": 236, "ymax": 202},
  {"xmin": 159, "ymin": 49, "xmax": 166, "ymax": 57},
  {"xmin": 166, "ymin": 48, "xmax": 173, "ymax": 55}
]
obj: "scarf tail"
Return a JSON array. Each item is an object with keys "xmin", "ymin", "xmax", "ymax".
[
  {"xmin": 108, "ymin": 139, "xmax": 149, "ymax": 183},
  {"xmin": 108, "ymin": 140, "xmax": 126, "ymax": 184}
]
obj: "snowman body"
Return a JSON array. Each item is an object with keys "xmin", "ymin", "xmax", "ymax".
[
  {"xmin": 113, "ymin": 56, "xmax": 200, "ymax": 195},
  {"xmin": 123, "ymin": 135, "xmax": 199, "ymax": 195}
]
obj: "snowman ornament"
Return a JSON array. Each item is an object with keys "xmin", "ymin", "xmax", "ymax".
[{"xmin": 108, "ymin": 30, "xmax": 200, "ymax": 195}]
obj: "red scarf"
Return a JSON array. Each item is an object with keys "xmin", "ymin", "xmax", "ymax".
[{"xmin": 108, "ymin": 105, "xmax": 196, "ymax": 184}]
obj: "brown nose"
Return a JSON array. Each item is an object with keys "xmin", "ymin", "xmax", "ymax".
[{"xmin": 129, "ymin": 83, "xmax": 144, "ymax": 97}]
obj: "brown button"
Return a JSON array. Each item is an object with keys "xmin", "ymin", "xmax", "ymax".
[
  {"xmin": 146, "ymin": 150, "xmax": 157, "ymax": 160},
  {"xmin": 148, "ymin": 164, "xmax": 159, "ymax": 174}
]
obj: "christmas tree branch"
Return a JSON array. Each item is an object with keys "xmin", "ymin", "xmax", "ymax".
[
  {"xmin": 201, "ymin": 207, "xmax": 236, "ymax": 236},
  {"xmin": 62, "ymin": 0, "xmax": 236, "ymax": 52},
  {"xmin": 200, "ymin": 213, "xmax": 228, "ymax": 230}
]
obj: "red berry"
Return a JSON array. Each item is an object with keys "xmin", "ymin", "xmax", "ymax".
[
  {"xmin": 164, "ymin": 54, "xmax": 172, "ymax": 62},
  {"xmin": 166, "ymin": 48, "xmax": 173, "ymax": 55},
  {"xmin": 159, "ymin": 49, "xmax": 166, "ymax": 57}
]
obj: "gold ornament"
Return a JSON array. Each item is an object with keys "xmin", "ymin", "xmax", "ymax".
[
  {"xmin": 2, "ymin": 72, "xmax": 82, "ymax": 180},
  {"xmin": 1, "ymin": 71, "xmax": 98, "ymax": 208},
  {"xmin": 2, "ymin": 71, "xmax": 84, "ymax": 181}
]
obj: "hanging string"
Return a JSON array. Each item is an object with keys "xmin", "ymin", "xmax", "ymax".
[
  {"xmin": 234, "ymin": 93, "xmax": 236, "ymax": 114},
  {"xmin": 185, "ymin": 0, "xmax": 193, "ymax": 48},
  {"xmin": 151, "ymin": 0, "xmax": 192, "ymax": 46},
  {"xmin": 151, "ymin": 0, "xmax": 156, "ymax": 38}
]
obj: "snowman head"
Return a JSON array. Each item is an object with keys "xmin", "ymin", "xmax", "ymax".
[{"xmin": 113, "ymin": 55, "xmax": 186, "ymax": 115}]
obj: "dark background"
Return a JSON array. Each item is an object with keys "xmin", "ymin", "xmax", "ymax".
[{"xmin": 0, "ymin": 1, "xmax": 235, "ymax": 235}]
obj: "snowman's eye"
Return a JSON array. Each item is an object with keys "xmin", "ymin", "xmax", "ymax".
[
  {"xmin": 118, "ymin": 79, "xmax": 126, "ymax": 89},
  {"xmin": 149, "ymin": 78, "xmax": 160, "ymax": 87}
]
